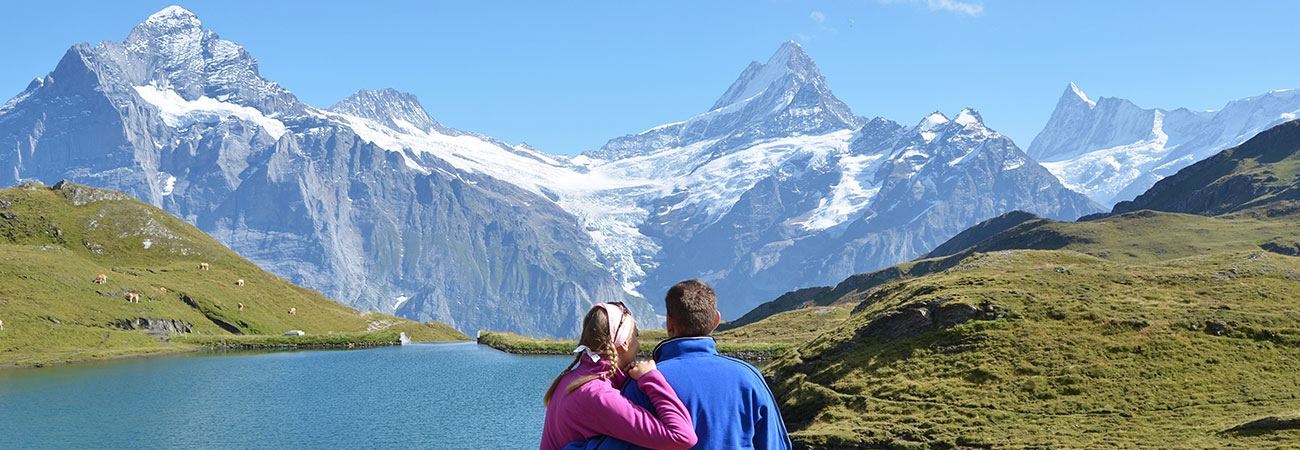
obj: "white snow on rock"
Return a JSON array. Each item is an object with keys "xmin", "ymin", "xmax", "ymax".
[
  {"xmin": 133, "ymin": 85, "xmax": 287, "ymax": 139},
  {"xmin": 323, "ymin": 93, "xmax": 875, "ymax": 295},
  {"xmin": 1029, "ymin": 83, "xmax": 1300, "ymax": 206},
  {"xmin": 159, "ymin": 173, "xmax": 176, "ymax": 196}
]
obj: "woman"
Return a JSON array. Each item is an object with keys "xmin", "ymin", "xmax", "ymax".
[{"xmin": 540, "ymin": 302, "xmax": 697, "ymax": 450}]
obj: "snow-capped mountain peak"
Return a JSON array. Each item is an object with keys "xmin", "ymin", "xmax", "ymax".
[
  {"xmin": 140, "ymin": 5, "xmax": 201, "ymax": 30},
  {"xmin": 102, "ymin": 6, "xmax": 304, "ymax": 116},
  {"xmin": 1066, "ymin": 82, "xmax": 1096, "ymax": 107},
  {"xmin": 954, "ymin": 108, "xmax": 985, "ymax": 127},
  {"xmin": 328, "ymin": 88, "xmax": 444, "ymax": 134},
  {"xmin": 918, "ymin": 111, "xmax": 951, "ymax": 130},
  {"xmin": 587, "ymin": 41, "xmax": 862, "ymax": 161},
  {"xmin": 709, "ymin": 40, "xmax": 816, "ymax": 111},
  {"xmin": 126, "ymin": 5, "xmax": 205, "ymax": 54}
]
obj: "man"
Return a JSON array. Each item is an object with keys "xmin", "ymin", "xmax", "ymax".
[{"xmin": 563, "ymin": 279, "xmax": 791, "ymax": 450}]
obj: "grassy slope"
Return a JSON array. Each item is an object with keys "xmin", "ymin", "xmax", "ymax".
[
  {"xmin": 0, "ymin": 182, "xmax": 466, "ymax": 367},
  {"xmin": 769, "ymin": 249, "xmax": 1300, "ymax": 449}
]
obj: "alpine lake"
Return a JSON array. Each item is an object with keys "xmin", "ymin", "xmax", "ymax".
[{"xmin": 0, "ymin": 342, "xmax": 581, "ymax": 449}]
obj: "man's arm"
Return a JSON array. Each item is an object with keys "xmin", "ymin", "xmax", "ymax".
[
  {"xmin": 745, "ymin": 368, "xmax": 792, "ymax": 450},
  {"xmin": 621, "ymin": 378, "xmax": 653, "ymax": 410},
  {"xmin": 558, "ymin": 436, "xmax": 633, "ymax": 450}
]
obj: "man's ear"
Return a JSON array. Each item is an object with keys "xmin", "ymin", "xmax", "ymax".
[{"xmin": 711, "ymin": 310, "xmax": 721, "ymax": 332}]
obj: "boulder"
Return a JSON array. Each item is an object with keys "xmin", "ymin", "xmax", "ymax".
[
  {"xmin": 1206, "ymin": 321, "xmax": 1229, "ymax": 336},
  {"xmin": 111, "ymin": 318, "xmax": 193, "ymax": 334}
]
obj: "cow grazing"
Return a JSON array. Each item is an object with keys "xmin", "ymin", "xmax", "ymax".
[
  {"xmin": 160, "ymin": 287, "xmax": 167, "ymax": 294},
  {"xmin": 93, "ymin": 274, "xmax": 107, "ymax": 284},
  {"xmin": 125, "ymin": 293, "xmax": 140, "ymax": 303},
  {"xmin": 238, "ymin": 302, "xmax": 245, "ymax": 312},
  {"xmin": 236, "ymin": 279, "xmax": 244, "ymax": 287},
  {"xmin": 198, "ymin": 262, "xmax": 210, "ymax": 271},
  {"xmin": 0, "ymin": 319, "xmax": 4, "ymax": 330},
  {"xmin": 289, "ymin": 307, "xmax": 296, "ymax": 315}
]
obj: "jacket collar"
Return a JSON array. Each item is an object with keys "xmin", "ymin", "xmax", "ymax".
[
  {"xmin": 576, "ymin": 356, "xmax": 628, "ymax": 387},
  {"xmin": 652, "ymin": 336, "xmax": 719, "ymax": 362}
]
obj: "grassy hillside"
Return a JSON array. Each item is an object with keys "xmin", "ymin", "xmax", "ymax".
[
  {"xmin": 769, "ymin": 249, "xmax": 1300, "ymax": 448},
  {"xmin": 0, "ymin": 181, "xmax": 466, "ymax": 367}
]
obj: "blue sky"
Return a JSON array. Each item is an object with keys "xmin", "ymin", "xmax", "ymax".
[{"xmin": 2, "ymin": 1, "xmax": 1298, "ymax": 155}]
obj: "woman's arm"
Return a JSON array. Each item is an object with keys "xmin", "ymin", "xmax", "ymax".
[{"xmin": 581, "ymin": 369, "xmax": 697, "ymax": 450}]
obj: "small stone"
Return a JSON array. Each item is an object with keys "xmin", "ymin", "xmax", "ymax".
[{"xmin": 1206, "ymin": 321, "xmax": 1228, "ymax": 336}]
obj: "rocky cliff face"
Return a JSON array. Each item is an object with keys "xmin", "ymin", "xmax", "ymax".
[{"xmin": 0, "ymin": 7, "xmax": 647, "ymax": 337}]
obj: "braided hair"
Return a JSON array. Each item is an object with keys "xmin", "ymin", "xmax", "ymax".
[{"xmin": 543, "ymin": 306, "xmax": 623, "ymax": 406}]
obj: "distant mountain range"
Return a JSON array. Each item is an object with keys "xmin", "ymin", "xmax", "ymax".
[
  {"xmin": 1029, "ymin": 82, "xmax": 1300, "ymax": 207},
  {"xmin": 24, "ymin": 5, "xmax": 1274, "ymax": 334},
  {"xmin": 0, "ymin": 6, "xmax": 647, "ymax": 337}
]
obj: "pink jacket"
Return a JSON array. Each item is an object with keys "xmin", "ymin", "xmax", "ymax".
[{"xmin": 540, "ymin": 358, "xmax": 697, "ymax": 450}]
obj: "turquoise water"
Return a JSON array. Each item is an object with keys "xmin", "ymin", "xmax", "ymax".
[{"xmin": 0, "ymin": 342, "xmax": 571, "ymax": 449}]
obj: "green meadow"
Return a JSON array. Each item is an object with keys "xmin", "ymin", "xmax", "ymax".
[{"xmin": 0, "ymin": 182, "xmax": 466, "ymax": 367}]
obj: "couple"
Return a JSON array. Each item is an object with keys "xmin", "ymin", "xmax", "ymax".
[{"xmin": 539, "ymin": 280, "xmax": 790, "ymax": 450}]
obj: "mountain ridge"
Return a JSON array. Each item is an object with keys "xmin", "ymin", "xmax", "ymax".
[
  {"xmin": 1, "ymin": 5, "xmax": 1101, "ymax": 332},
  {"xmin": 1028, "ymin": 82, "xmax": 1300, "ymax": 206}
]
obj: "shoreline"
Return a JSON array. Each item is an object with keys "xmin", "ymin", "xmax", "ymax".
[
  {"xmin": 191, "ymin": 341, "xmax": 401, "ymax": 350},
  {"xmin": 0, "ymin": 337, "xmax": 466, "ymax": 371},
  {"xmin": 0, "ymin": 347, "xmax": 205, "ymax": 371},
  {"xmin": 476, "ymin": 336, "xmax": 779, "ymax": 361}
]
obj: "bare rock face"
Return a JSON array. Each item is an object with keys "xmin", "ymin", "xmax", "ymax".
[{"xmin": 111, "ymin": 318, "xmax": 194, "ymax": 334}]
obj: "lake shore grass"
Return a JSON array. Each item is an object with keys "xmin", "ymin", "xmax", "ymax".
[
  {"xmin": 178, "ymin": 330, "xmax": 405, "ymax": 349},
  {"xmin": 477, "ymin": 329, "xmax": 792, "ymax": 361}
]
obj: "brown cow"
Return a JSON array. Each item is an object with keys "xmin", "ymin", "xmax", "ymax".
[
  {"xmin": 93, "ymin": 274, "xmax": 107, "ymax": 284},
  {"xmin": 160, "ymin": 287, "xmax": 167, "ymax": 294},
  {"xmin": 288, "ymin": 307, "xmax": 296, "ymax": 315},
  {"xmin": 236, "ymin": 279, "xmax": 244, "ymax": 287},
  {"xmin": 238, "ymin": 302, "xmax": 245, "ymax": 312},
  {"xmin": 125, "ymin": 293, "xmax": 140, "ymax": 303},
  {"xmin": 198, "ymin": 262, "xmax": 210, "ymax": 271}
]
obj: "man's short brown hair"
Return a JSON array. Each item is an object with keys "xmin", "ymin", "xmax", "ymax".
[{"xmin": 665, "ymin": 279, "xmax": 717, "ymax": 336}]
